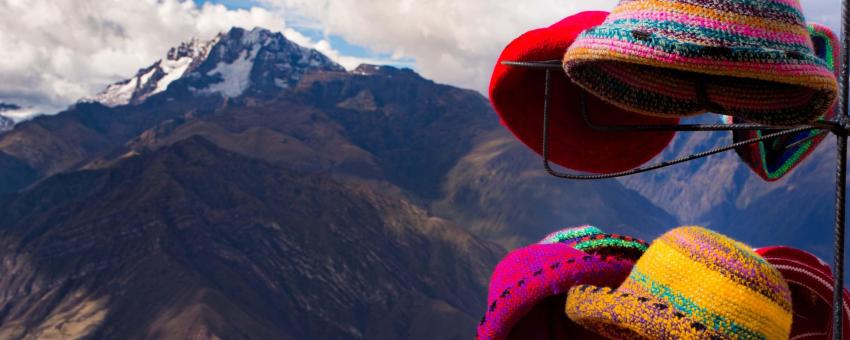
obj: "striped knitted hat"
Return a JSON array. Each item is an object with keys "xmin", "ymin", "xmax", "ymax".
[
  {"xmin": 491, "ymin": 11, "xmax": 678, "ymax": 174},
  {"xmin": 563, "ymin": 0, "xmax": 839, "ymax": 125},
  {"xmin": 566, "ymin": 226, "xmax": 792, "ymax": 339},
  {"xmin": 539, "ymin": 225, "xmax": 649, "ymax": 261},
  {"xmin": 756, "ymin": 246, "xmax": 850, "ymax": 340},
  {"xmin": 477, "ymin": 243, "xmax": 634, "ymax": 340},
  {"xmin": 724, "ymin": 24, "xmax": 840, "ymax": 181},
  {"xmin": 568, "ymin": 233, "xmax": 650, "ymax": 261},
  {"xmin": 538, "ymin": 225, "xmax": 605, "ymax": 245}
]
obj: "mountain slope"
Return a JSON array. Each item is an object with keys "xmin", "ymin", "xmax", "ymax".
[
  {"xmin": 432, "ymin": 130, "xmax": 678, "ymax": 249},
  {"xmin": 617, "ymin": 123, "xmax": 847, "ymax": 264},
  {"xmin": 0, "ymin": 25, "xmax": 692, "ymax": 339},
  {"xmin": 0, "ymin": 137, "xmax": 501, "ymax": 340}
]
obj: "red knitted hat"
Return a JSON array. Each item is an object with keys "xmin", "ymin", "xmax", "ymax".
[
  {"xmin": 490, "ymin": 11, "xmax": 679, "ymax": 174},
  {"xmin": 757, "ymin": 246, "xmax": 850, "ymax": 339}
]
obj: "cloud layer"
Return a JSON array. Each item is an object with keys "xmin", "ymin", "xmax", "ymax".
[
  {"xmin": 0, "ymin": 0, "xmax": 288, "ymax": 113},
  {"xmin": 266, "ymin": 0, "xmax": 842, "ymax": 96},
  {"xmin": 0, "ymin": 0, "xmax": 843, "ymax": 117}
]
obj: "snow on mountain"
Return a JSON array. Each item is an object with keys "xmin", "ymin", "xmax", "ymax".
[
  {"xmin": 187, "ymin": 27, "xmax": 344, "ymax": 97},
  {"xmin": 200, "ymin": 46, "xmax": 257, "ymax": 97},
  {"xmin": 86, "ymin": 37, "xmax": 220, "ymax": 107},
  {"xmin": 86, "ymin": 27, "xmax": 344, "ymax": 107}
]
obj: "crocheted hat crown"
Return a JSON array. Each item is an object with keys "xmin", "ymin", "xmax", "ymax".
[
  {"xmin": 538, "ymin": 225, "xmax": 604, "ymax": 245},
  {"xmin": 566, "ymin": 226, "xmax": 793, "ymax": 339},
  {"xmin": 564, "ymin": 0, "xmax": 838, "ymax": 125},
  {"xmin": 726, "ymin": 24, "xmax": 841, "ymax": 181},
  {"xmin": 539, "ymin": 225, "xmax": 649, "ymax": 261}
]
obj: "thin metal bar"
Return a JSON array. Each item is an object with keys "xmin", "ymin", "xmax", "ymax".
[
  {"xmin": 578, "ymin": 91, "xmax": 791, "ymax": 132},
  {"xmin": 784, "ymin": 130, "xmax": 828, "ymax": 150},
  {"xmin": 502, "ymin": 59, "xmax": 842, "ymax": 132},
  {"xmin": 515, "ymin": 56, "xmax": 850, "ymax": 330},
  {"xmin": 579, "ymin": 90, "xmax": 842, "ymax": 132},
  {"xmin": 500, "ymin": 60, "xmax": 563, "ymax": 69},
  {"xmin": 540, "ymin": 71, "xmax": 816, "ymax": 180},
  {"xmin": 835, "ymin": 131, "xmax": 847, "ymax": 340}
]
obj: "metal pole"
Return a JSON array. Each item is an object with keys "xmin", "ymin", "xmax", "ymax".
[
  {"xmin": 836, "ymin": 130, "xmax": 847, "ymax": 340},
  {"xmin": 835, "ymin": 0, "xmax": 850, "ymax": 336}
]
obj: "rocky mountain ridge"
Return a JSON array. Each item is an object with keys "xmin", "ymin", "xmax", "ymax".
[{"xmin": 0, "ymin": 25, "xmax": 677, "ymax": 339}]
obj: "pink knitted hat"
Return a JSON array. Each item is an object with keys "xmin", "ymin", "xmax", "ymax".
[{"xmin": 477, "ymin": 243, "xmax": 634, "ymax": 340}]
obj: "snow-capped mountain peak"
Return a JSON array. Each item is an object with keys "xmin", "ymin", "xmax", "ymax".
[
  {"xmin": 86, "ymin": 35, "xmax": 220, "ymax": 107},
  {"xmin": 85, "ymin": 27, "xmax": 344, "ymax": 107},
  {"xmin": 188, "ymin": 27, "xmax": 344, "ymax": 97}
]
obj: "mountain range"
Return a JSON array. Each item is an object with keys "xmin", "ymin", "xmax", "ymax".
[
  {"xmin": 0, "ymin": 24, "xmax": 845, "ymax": 339},
  {"xmin": 0, "ymin": 27, "xmax": 682, "ymax": 339}
]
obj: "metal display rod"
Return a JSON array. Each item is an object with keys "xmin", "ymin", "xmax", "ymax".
[{"xmin": 501, "ymin": 49, "xmax": 850, "ymax": 337}]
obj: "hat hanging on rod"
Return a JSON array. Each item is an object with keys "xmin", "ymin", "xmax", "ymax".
[
  {"xmin": 562, "ymin": 0, "xmax": 839, "ymax": 125},
  {"xmin": 490, "ymin": 11, "xmax": 678, "ymax": 174},
  {"xmin": 723, "ymin": 24, "xmax": 843, "ymax": 182}
]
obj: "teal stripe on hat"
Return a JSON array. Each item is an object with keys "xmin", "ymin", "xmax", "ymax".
[
  {"xmin": 578, "ymin": 26, "xmax": 830, "ymax": 69},
  {"xmin": 539, "ymin": 226, "xmax": 604, "ymax": 244},
  {"xmin": 607, "ymin": 18, "xmax": 811, "ymax": 52},
  {"xmin": 630, "ymin": 270, "xmax": 766, "ymax": 339}
]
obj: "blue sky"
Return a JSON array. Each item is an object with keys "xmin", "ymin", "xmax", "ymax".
[
  {"xmin": 193, "ymin": 0, "xmax": 415, "ymax": 70},
  {"xmin": 194, "ymin": 0, "xmax": 260, "ymax": 10}
]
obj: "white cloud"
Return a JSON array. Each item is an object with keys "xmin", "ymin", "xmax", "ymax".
[
  {"xmin": 262, "ymin": 0, "xmax": 618, "ymax": 96},
  {"xmin": 0, "ymin": 0, "xmax": 287, "ymax": 114},
  {"xmin": 264, "ymin": 0, "xmax": 843, "ymax": 96},
  {"xmin": 0, "ymin": 0, "xmax": 843, "ymax": 119}
]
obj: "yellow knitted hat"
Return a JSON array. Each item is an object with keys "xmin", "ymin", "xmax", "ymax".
[{"xmin": 566, "ymin": 226, "xmax": 792, "ymax": 339}]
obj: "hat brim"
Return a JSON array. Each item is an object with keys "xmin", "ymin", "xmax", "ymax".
[
  {"xmin": 565, "ymin": 285, "xmax": 728, "ymax": 339},
  {"xmin": 564, "ymin": 23, "xmax": 838, "ymax": 125},
  {"xmin": 478, "ymin": 245, "xmax": 634, "ymax": 340},
  {"xmin": 727, "ymin": 24, "xmax": 840, "ymax": 181},
  {"xmin": 569, "ymin": 233, "xmax": 649, "ymax": 261},
  {"xmin": 490, "ymin": 11, "xmax": 678, "ymax": 174},
  {"xmin": 538, "ymin": 225, "xmax": 605, "ymax": 245},
  {"xmin": 757, "ymin": 246, "xmax": 850, "ymax": 339}
]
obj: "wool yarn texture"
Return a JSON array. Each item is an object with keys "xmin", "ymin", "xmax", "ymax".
[
  {"xmin": 564, "ymin": 0, "xmax": 839, "ymax": 125},
  {"xmin": 757, "ymin": 246, "xmax": 850, "ymax": 339},
  {"xmin": 477, "ymin": 243, "xmax": 635, "ymax": 339},
  {"xmin": 724, "ymin": 23, "xmax": 840, "ymax": 181},
  {"xmin": 566, "ymin": 226, "xmax": 792, "ymax": 339}
]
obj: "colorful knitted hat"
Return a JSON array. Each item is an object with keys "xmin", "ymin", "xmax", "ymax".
[
  {"xmin": 563, "ymin": 1, "xmax": 839, "ymax": 125},
  {"xmin": 566, "ymin": 226, "xmax": 793, "ymax": 339},
  {"xmin": 477, "ymin": 243, "xmax": 634, "ymax": 340},
  {"xmin": 724, "ymin": 24, "xmax": 840, "ymax": 181},
  {"xmin": 568, "ymin": 233, "xmax": 649, "ymax": 261},
  {"xmin": 538, "ymin": 225, "xmax": 605, "ymax": 244},
  {"xmin": 490, "ymin": 11, "xmax": 679, "ymax": 174},
  {"xmin": 756, "ymin": 246, "xmax": 850, "ymax": 340},
  {"xmin": 539, "ymin": 226, "xmax": 649, "ymax": 261}
]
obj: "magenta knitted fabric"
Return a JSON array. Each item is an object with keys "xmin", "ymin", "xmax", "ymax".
[{"xmin": 477, "ymin": 244, "xmax": 634, "ymax": 340}]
